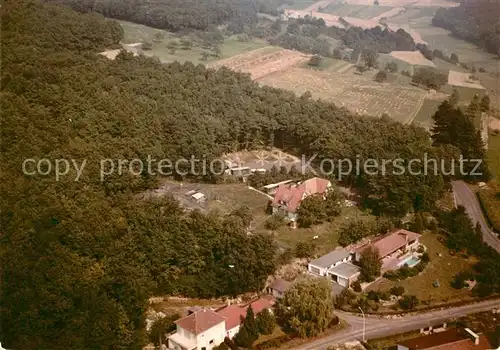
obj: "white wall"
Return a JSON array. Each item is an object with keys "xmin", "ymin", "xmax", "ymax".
[
  {"xmin": 226, "ymin": 325, "xmax": 240, "ymax": 340},
  {"xmin": 196, "ymin": 322, "xmax": 226, "ymax": 350},
  {"xmin": 397, "ymin": 345, "xmax": 409, "ymax": 350}
]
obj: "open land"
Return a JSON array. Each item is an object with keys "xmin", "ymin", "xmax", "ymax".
[
  {"xmin": 118, "ymin": 20, "xmax": 272, "ymax": 65},
  {"xmin": 366, "ymin": 232, "xmax": 478, "ymax": 305}
]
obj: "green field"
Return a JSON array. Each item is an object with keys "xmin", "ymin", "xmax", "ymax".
[
  {"xmin": 301, "ymin": 57, "xmax": 353, "ymax": 73},
  {"xmin": 321, "ymin": 3, "xmax": 392, "ymax": 19},
  {"xmin": 282, "ymin": 0, "xmax": 318, "ymax": 10},
  {"xmin": 487, "ymin": 129, "xmax": 500, "ymax": 179},
  {"xmin": 118, "ymin": 20, "xmax": 270, "ymax": 65},
  {"xmin": 412, "ymin": 99, "xmax": 442, "ymax": 130}
]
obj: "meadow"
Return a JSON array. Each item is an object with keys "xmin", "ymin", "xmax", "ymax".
[
  {"xmin": 118, "ymin": 20, "xmax": 270, "ymax": 65},
  {"xmin": 320, "ymin": 3, "xmax": 393, "ymax": 19}
]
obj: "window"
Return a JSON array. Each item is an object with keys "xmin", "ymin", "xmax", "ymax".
[{"xmin": 210, "ymin": 339, "xmax": 214, "ymax": 344}]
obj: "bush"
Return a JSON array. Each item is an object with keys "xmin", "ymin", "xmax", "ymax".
[
  {"xmin": 352, "ymin": 280, "xmax": 362, "ymax": 292},
  {"xmin": 399, "ymin": 295, "xmax": 420, "ymax": 310},
  {"xmin": 401, "ymin": 70, "xmax": 411, "ymax": 77},
  {"xmin": 295, "ymin": 241, "xmax": 316, "ymax": 258},
  {"xmin": 265, "ymin": 215, "xmax": 284, "ymax": 230},
  {"xmin": 253, "ymin": 335, "xmax": 292, "ymax": 350},
  {"xmin": 308, "ymin": 55, "xmax": 322, "ymax": 67},
  {"xmin": 374, "ymin": 70, "xmax": 388, "ymax": 83},
  {"xmin": 420, "ymin": 252, "xmax": 430, "ymax": 263},
  {"xmin": 390, "ymin": 285, "xmax": 405, "ymax": 296},
  {"xmin": 479, "ymin": 67, "xmax": 486, "ymax": 72},
  {"xmin": 385, "ymin": 61, "xmax": 398, "ymax": 73}
]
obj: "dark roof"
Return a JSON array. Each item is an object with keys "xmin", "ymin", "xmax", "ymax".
[
  {"xmin": 175, "ymin": 309, "xmax": 225, "ymax": 335},
  {"xmin": 269, "ymin": 278, "xmax": 292, "ymax": 293},
  {"xmin": 398, "ymin": 329, "xmax": 492, "ymax": 350}
]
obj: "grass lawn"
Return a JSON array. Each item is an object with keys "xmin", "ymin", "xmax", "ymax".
[
  {"xmin": 261, "ymin": 206, "xmax": 374, "ymax": 254},
  {"xmin": 118, "ymin": 20, "xmax": 270, "ymax": 65},
  {"xmin": 282, "ymin": 0, "xmax": 318, "ymax": 10},
  {"xmin": 367, "ymin": 232, "xmax": 477, "ymax": 304},
  {"xmin": 253, "ymin": 326, "xmax": 286, "ymax": 346},
  {"xmin": 478, "ymin": 131, "xmax": 500, "ymax": 232},
  {"xmin": 322, "ymin": 4, "xmax": 393, "ymax": 19},
  {"xmin": 301, "ymin": 57, "xmax": 352, "ymax": 73},
  {"xmin": 412, "ymin": 98, "xmax": 442, "ymax": 130}
]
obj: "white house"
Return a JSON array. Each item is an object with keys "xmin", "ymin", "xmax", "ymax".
[
  {"xmin": 266, "ymin": 278, "xmax": 292, "ymax": 299},
  {"xmin": 167, "ymin": 309, "xmax": 226, "ymax": 350},
  {"xmin": 308, "ymin": 248, "xmax": 352, "ymax": 277}
]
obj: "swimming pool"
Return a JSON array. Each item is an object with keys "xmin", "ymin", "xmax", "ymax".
[{"xmin": 398, "ymin": 255, "xmax": 421, "ymax": 268}]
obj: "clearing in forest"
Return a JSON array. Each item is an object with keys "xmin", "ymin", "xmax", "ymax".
[{"xmin": 209, "ymin": 48, "xmax": 310, "ymax": 80}]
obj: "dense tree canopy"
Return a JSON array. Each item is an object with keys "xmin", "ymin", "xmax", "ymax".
[
  {"xmin": 45, "ymin": 0, "xmax": 259, "ymax": 32},
  {"xmin": 433, "ymin": 0, "xmax": 500, "ymax": 57}
]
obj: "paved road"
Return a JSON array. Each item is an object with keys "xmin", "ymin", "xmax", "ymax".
[
  {"xmin": 451, "ymin": 180, "xmax": 500, "ymax": 253},
  {"xmin": 295, "ymin": 299, "xmax": 500, "ymax": 349}
]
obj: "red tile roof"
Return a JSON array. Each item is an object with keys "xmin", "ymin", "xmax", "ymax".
[
  {"xmin": 398, "ymin": 328, "xmax": 492, "ymax": 350},
  {"xmin": 356, "ymin": 229, "xmax": 421, "ymax": 258},
  {"xmin": 175, "ymin": 309, "xmax": 225, "ymax": 335},
  {"xmin": 272, "ymin": 177, "xmax": 331, "ymax": 213},
  {"xmin": 215, "ymin": 297, "xmax": 275, "ymax": 331}
]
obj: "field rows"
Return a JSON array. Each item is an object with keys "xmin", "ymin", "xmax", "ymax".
[
  {"xmin": 209, "ymin": 48, "xmax": 310, "ymax": 80},
  {"xmin": 258, "ymin": 67, "xmax": 427, "ymax": 123}
]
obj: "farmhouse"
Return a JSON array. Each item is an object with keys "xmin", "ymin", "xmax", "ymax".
[
  {"xmin": 267, "ymin": 277, "xmax": 292, "ymax": 299},
  {"xmin": 397, "ymin": 328, "xmax": 492, "ymax": 350},
  {"xmin": 271, "ymin": 177, "xmax": 332, "ymax": 224},
  {"xmin": 168, "ymin": 297, "xmax": 275, "ymax": 349},
  {"xmin": 444, "ymin": 70, "xmax": 486, "ymax": 100},
  {"xmin": 389, "ymin": 51, "xmax": 435, "ymax": 75}
]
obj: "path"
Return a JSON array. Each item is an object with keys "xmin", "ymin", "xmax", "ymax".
[
  {"xmin": 295, "ymin": 299, "xmax": 500, "ymax": 349},
  {"xmin": 452, "ymin": 180, "xmax": 500, "ymax": 253}
]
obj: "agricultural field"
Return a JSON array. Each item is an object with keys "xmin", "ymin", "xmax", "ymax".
[
  {"xmin": 412, "ymin": 99, "xmax": 441, "ymax": 130},
  {"xmin": 118, "ymin": 20, "xmax": 271, "ymax": 65},
  {"xmin": 209, "ymin": 47, "xmax": 310, "ymax": 80},
  {"xmin": 320, "ymin": 3, "xmax": 393, "ymax": 19},
  {"xmin": 367, "ymin": 232, "xmax": 477, "ymax": 305},
  {"xmin": 282, "ymin": 0, "xmax": 320, "ymax": 10},
  {"xmin": 258, "ymin": 66, "xmax": 427, "ymax": 123},
  {"xmin": 300, "ymin": 57, "xmax": 353, "ymax": 73}
]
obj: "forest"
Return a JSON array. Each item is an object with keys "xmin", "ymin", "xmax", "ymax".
[
  {"xmin": 0, "ymin": 0, "xmax": 492, "ymax": 349},
  {"xmin": 44, "ymin": 0, "xmax": 259, "ymax": 31},
  {"xmin": 433, "ymin": 0, "xmax": 500, "ymax": 56}
]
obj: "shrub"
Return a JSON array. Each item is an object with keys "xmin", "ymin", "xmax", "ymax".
[
  {"xmin": 479, "ymin": 67, "xmax": 486, "ymax": 72},
  {"xmin": 295, "ymin": 241, "xmax": 316, "ymax": 258},
  {"xmin": 420, "ymin": 252, "xmax": 430, "ymax": 263},
  {"xmin": 253, "ymin": 335, "xmax": 292, "ymax": 350},
  {"xmin": 399, "ymin": 295, "xmax": 420, "ymax": 310},
  {"xmin": 265, "ymin": 215, "xmax": 284, "ymax": 230},
  {"xmin": 308, "ymin": 55, "xmax": 322, "ymax": 67},
  {"xmin": 374, "ymin": 70, "xmax": 388, "ymax": 83},
  {"xmin": 390, "ymin": 285, "xmax": 405, "ymax": 296},
  {"xmin": 352, "ymin": 280, "xmax": 362, "ymax": 292}
]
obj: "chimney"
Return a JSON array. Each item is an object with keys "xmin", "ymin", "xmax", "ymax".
[{"xmin": 465, "ymin": 328, "xmax": 480, "ymax": 345}]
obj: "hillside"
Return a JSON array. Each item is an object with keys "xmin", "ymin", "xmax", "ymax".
[{"xmin": 432, "ymin": 0, "xmax": 500, "ymax": 56}]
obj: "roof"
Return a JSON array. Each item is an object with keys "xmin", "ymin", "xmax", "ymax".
[
  {"xmin": 389, "ymin": 51, "xmax": 436, "ymax": 67},
  {"xmin": 216, "ymin": 297, "xmax": 275, "ymax": 331},
  {"xmin": 448, "ymin": 70, "xmax": 485, "ymax": 90},
  {"xmin": 356, "ymin": 229, "xmax": 421, "ymax": 258},
  {"xmin": 272, "ymin": 177, "xmax": 331, "ymax": 213},
  {"xmin": 191, "ymin": 192, "xmax": 204, "ymax": 200},
  {"xmin": 175, "ymin": 309, "xmax": 225, "ymax": 335},
  {"xmin": 309, "ymin": 248, "xmax": 351, "ymax": 269},
  {"xmin": 328, "ymin": 262, "xmax": 360, "ymax": 279},
  {"xmin": 248, "ymin": 296, "xmax": 275, "ymax": 314},
  {"xmin": 269, "ymin": 278, "xmax": 292, "ymax": 293},
  {"xmin": 398, "ymin": 328, "xmax": 492, "ymax": 350},
  {"xmin": 216, "ymin": 305, "xmax": 246, "ymax": 331}
]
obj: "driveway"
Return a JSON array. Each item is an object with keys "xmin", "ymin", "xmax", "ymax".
[
  {"xmin": 451, "ymin": 180, "xmax": 500, "ymax": 253},
  {"xmin": 295, "ymin": 299, "xmax": 500, "ymax": 349}
]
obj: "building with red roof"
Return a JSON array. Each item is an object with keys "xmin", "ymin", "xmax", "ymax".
[
  {"xmin": 271, "ymin": 177, "xmax": 332, "ymax": 224},
  {"xmin": 397, "ymin": 328, "xmax": 493, "ymax": 350}
]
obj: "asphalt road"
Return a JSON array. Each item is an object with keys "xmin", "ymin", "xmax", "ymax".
[
  {"xmin": 451, "ymin": 180, "xmax": 500, "ymax": 253},
  {"xmin": 295, "ymin": 299, "xmax": 500, "ymax": 349}
]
